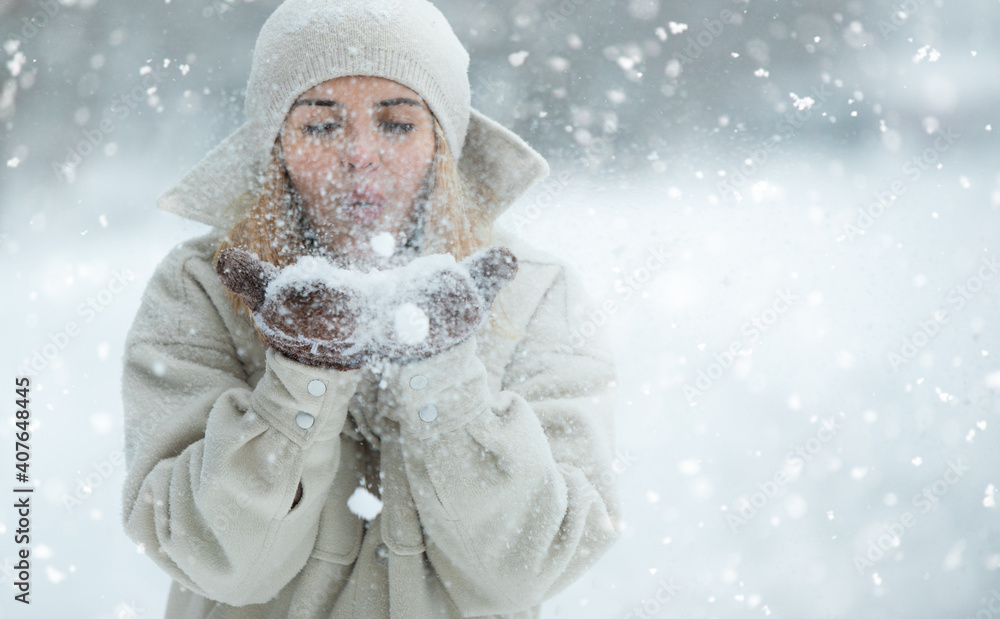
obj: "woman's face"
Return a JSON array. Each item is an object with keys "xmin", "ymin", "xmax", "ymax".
[{"xmin": 279, "ymin": 76, "xmax": 436, "ymax": 269}]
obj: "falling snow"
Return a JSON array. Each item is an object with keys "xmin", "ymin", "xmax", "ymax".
[{"xmin": 3, "ymin": 1, "xmax": 1000, "ymax": 618}]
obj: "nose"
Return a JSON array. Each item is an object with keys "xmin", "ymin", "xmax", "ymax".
[{"xmin": 342, "ymin": 121, "xmax": 379, "ymax": 172}]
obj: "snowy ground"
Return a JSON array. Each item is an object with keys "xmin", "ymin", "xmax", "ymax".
[{"xmin": 2, "ymin": 139, "xmax": 1000, "ymax": 618}]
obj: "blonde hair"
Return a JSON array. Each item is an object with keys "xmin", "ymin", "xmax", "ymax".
[{"xmin": 213, "ymin": 114, "xmax": 517, "ymax": 343}]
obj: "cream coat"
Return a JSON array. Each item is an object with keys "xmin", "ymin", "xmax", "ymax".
[{"xmin": 120, "ymin": 224, "xmax": 622, "ymax": 618}]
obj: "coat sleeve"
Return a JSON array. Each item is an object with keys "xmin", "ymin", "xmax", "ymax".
[
  {"xmin": 119, "ymin": 238, "xmax": 365, "ymax": 607},
  {"xmin": 376, "ymin": 263, "xmax": 622, "ymax": 616}
]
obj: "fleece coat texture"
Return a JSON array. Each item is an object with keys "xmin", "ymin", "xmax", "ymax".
[{"xmin": 120, "ymin": 222, "xmax": 623, "ymax": 617}]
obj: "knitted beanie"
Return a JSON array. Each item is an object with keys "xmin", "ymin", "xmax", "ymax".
[
  {"xmin": 156, "ymin": 0, "xmax": 550, "ymax": 231},
  {"xmin": 247, "ymin": 0, "xmax": 471, "ymax": 162}
]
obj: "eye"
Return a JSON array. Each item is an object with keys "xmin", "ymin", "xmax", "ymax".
[
  {"xmin": 381, "ymin": 122, "xmax": 415, "ymax": 134},
  {"xmin": 302, "ymin": 122, "xmax": 341, "ymax": 135}
]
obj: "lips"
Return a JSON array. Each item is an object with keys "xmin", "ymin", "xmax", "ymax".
[{"xmin": 347, "ymin": 186, "xmax": 385, "ymax": 225}]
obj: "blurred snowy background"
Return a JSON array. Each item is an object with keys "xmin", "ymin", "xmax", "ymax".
[{"xmin": 2, "ymin": 0, "xmax": 1000, "ymax": 617}]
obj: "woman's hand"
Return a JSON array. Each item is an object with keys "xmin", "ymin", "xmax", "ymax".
[
  {"xmin": 215, "ymin": 248, "xmax": 369, "ymax": 370},
  {"xmin": 370, "ymin": 246, "xmax": 518, "ymax": 363},
  {"xmin": 215, "ymin": 245, "xmax": 518, "ymax": 369}
]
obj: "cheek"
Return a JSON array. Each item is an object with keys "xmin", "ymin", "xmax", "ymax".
[
  {"xmin": 287, "ymin": 145, "xmax": 322, "ymax": 172},
  {"xmin": 389, "ymin": 139, "xmax": 435, "ymax": 184},
  {"xmin": 285, "ymin": 147, "xmax": 343, "ymax": 187}
]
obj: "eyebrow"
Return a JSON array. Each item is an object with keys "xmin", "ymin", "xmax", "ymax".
[
  {"xmin": 375, "ymin": 98, "xmax": 424, "ymax": 109},
  {"xmin": 291, "ymin": 97, "xmax": 425, "ymax": 110}
]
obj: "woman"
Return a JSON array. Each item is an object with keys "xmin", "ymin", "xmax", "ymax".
[{"xmin": 120, "ymin": 0, "xmax": 622, "ymax": 617}]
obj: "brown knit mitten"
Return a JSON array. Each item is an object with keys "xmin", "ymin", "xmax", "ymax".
[
  {"xmin": 369, "ymin": 245, "xmax": 518, "ymax": 364},
  {"xmin": 215, "ymin": 248, "xmax": 369, "ymax": 371},
  {"xmin": 216, "ymin": 246, "xmax": 518, "ymax": 369}
]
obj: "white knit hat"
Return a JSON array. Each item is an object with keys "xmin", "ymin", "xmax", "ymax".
[{"xmin": 156, "ymin": 0, "xmax": 549, "ymax": 230}]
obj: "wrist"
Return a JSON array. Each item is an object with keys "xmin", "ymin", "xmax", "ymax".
[
  {"xmin": 252, "ymin": 347, "xmax": 366, "ymax": 447},
  {"xmin": 375, "ymin": 337, "xmax": 490, "ymax": 440}
]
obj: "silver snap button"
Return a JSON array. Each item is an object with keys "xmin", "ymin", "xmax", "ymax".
[
  {"xmin": 307, "ymin": 379, "xmax": 326, "ymax": 397},
  {"xmin": 295, "ymin": 411, "xmax": 315, "ymax": 429},
  {"xmin": 409, "ymin": 374, "xmax": 428, "ymax": 390},
  {"xmin": 418, "ymin": 404, "xmax": 438, "ymax": 422},
  {"xmin": 375, "ymin": 542, "xmax": 389, "ymax": 563}
]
